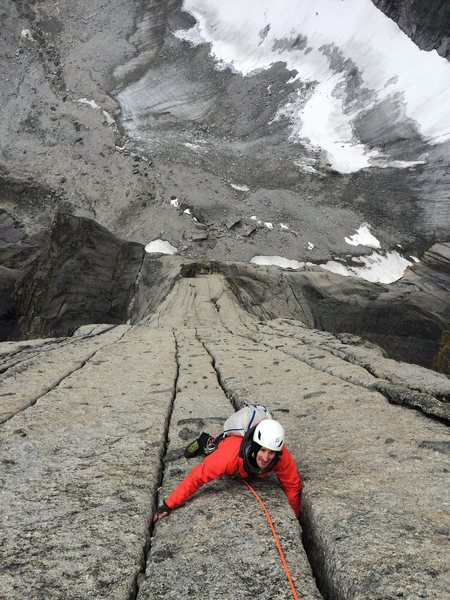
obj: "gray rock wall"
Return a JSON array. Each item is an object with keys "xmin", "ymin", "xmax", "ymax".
[
  {"xmin": 215, "ymin": 258, "xmax": 450, "ymax": 373},
  {"xmin": 198, "ymin": 318, "xmax": 450, "ymax": 599},
  {"xmin": 139, "ymin": 328, "xmax": 322, "ymax": 599},
  {"xmin": 1, "ymin": 274, "xmax": 449, "ymax": 598},
  {"xmin": 13, "ymin": 214, "xmax": 144, "ymax": 339},
  {"xmin": 373, "ymin": 0, "xmax": 450, "ymax": 59},
  {"xmin": 284, "ymin": 269, "xmax": 450, "ymax": 372},
  {"xmin": 1, "ymin": 325, "xmax": 178, "ymax": 598},
  {"xmin": 3, "ymin": 215, "xmax": 449, "ymax": 374},
  {"xmin": 0, "ymin": 265, "xmax": 18, "ymax": 341}
]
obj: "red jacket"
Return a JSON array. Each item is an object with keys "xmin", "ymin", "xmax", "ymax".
[{"xmin": 165, "ymin": 436, "xmax": 302, "ymax": 517}]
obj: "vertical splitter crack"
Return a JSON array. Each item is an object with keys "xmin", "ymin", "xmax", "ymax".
[
  {"xmin": 195, "ymin": 330, "xmax": 327, "ymax": 600},
  {"xmin": 131, "ymin": 329, "xmax": 180, "ymax": 600},
  {"xmin": 126, "ymin": 249, "xmax": 146, "ymax": 323},
  {"xmin": 195, "ymin": 330, "xmax": 239, "ymax": 412}
]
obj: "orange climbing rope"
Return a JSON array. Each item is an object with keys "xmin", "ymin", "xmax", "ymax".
[{"xmin": 242, "ymin": 479, "xmax": 300, "ymax": 600}]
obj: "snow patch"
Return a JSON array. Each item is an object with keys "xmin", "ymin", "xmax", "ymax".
[
  {"xmin": 145, "ymin": 239, "xmax": 178, "ymax": 255},
  {"xmin": 77, "ymin": 98, "xmax": 101, "ymax": 110},
  {"xmin": 230, "ymin": 183, "xmax": 250, "ymax": 192},
  {"xmin": 250, "ymin": 248, "xmax": 412, "ymax": 282},
  {"xmin": 179, "ymin": 0, "xmax": 450, "ymax": 173},
  {"xmin": 251, "ymin": 255, "xmax": 303, "ymax": 269},
  {"xmin": 250, "ymin": 216, "xmax": 274, "ymax": 229},
  {"xmin": 20, "ymin": 29, "xmax": 35, "ymax": 41},
  {"xmin": 320, "ymin": 251, "xmax": 412, "ymax": 283},
  {"xmin": 175, "ymin": 21, "xmax": 208, "ymax": 47},
  {"xmin": 345, "ymin": 225, "xmax": 381, "ymax": 249},
  {"xmin": 102, "ymin": 110, "xmax": 116, "ymax": 126},
  {"xmin": 293, "ymin": 160, "xmax": 320, "ymax": 175},
  {"xmin": 183, "ymin": 142, "xmax": 207, "ymax": 152},
  {"xmin": 376, "ymin": 159, "xmax": 427, "ymax": 169}
]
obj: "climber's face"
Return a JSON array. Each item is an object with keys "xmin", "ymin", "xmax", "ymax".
[{"xmin": 256, "ymin": 447, "xmax": 276, "ymax": 469}]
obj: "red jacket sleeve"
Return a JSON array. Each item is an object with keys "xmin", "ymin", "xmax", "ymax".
[
  {"xmin": 165, "ymin": 437, "xmax": 240, "ymax": 509},
  {"xmin": 274, "ymin": 446, "xmax": 302, "ymax": 518}
]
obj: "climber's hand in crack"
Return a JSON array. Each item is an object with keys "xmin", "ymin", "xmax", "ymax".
[{"xmin": 153, "ymin": 502, "xmax": 171, "ymax": 522}]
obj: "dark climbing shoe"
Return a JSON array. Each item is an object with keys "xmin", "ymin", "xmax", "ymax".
[
  {"xmin": 184, "ymin": 438, "xmax": 201, "ymax": 458},
  {"xmin": 184, "ymin": 432, "xmax": 212, "ymax": 458}
]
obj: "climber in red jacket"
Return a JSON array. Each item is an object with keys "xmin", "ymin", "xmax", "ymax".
[{"xmin": 153, "ymin": 419, "xmax": 302, "ymax": 521}]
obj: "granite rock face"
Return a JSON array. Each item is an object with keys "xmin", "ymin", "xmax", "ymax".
[
  {"xmin": 12, "ymin": 213, "xmax": 144, "ymax": 339},
  {"xmin": 0, "ymin": 0, "xmax": 448, "ymax": 595},
  {"xmin": 198, "ymin": 320, "xmax": 450, "ymax": 600},
  {"xmin": 138, "ymin": 328, "xmax": 322, "ymax": 600},
  {"xmin": 1, "ymin": 274, "xmax": 449, "ymax": 599},
  {"xmin": 0, "ymin": 325, "xmax": 177, "ymax": 599},
  {"xmin": 184, "ymin": 252, "xmax": 450, "ymax": 374},
  {"xmin": 2, "ymin": 216, "xmax": 449, "ymax": 374},
  {"xmin": 0, "ymin": 210, "xmax": 43, "ymax": 341},
  {"xmin": 373, "ymin": 0, "xmax": 450, "ymax": 59},
  {"xmin": 284, "ymin": 264, "xmax": 450, "ymax": 373},
  {"xmin": 0, "ymin": 209, "xmax": 27, "ymax": 247},
  {"xmin": 0, "ymin": 265, "xmax": 18, "ymax": 341}
]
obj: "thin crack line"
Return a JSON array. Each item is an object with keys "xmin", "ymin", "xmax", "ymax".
[
  {"xmin": 0, "ymin": 326, "xmax": 130, "ymax": 426},
  {"xmin": 197, "ymin": 331, "xmax": 326, "ymax": 600},
  {"xmin": 0, "ymin": 324, "xmax": 120, "ymax": 375},
  {"xmin": 127, "ymin": 248, "xmax": 146, "ymax": 323},
  {"xmin": 237, "ymin": 328, "xmax": 448, "ymax": 423},
  {"xmin": 287, "ymin": 282, "xmax": 315, "ymax": 327},
  {"xmin": 130, "ymin": 329, "xmax": 180, "ymax": 599},
  {"xmin": 196, "ymin": 331, "xmax": 239, "ymax": 411}
]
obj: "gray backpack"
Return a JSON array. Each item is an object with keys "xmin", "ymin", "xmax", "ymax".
[{"xmin": 222, "ymin": 404, "xmax": 272, "ymax": 438}]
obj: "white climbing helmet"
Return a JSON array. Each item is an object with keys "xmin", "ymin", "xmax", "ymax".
[{"xmin": 253, "ymin": 419, "xmax": 285, "ymax": 451}]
